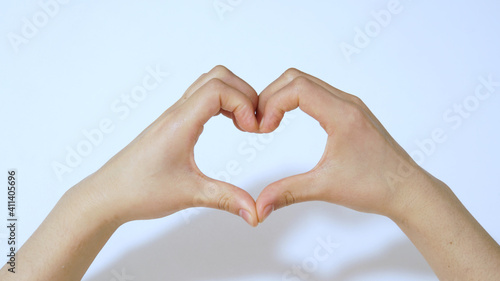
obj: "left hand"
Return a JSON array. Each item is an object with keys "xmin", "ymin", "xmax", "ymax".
[{"xmin": 255, "ymin": 68, "xmax": 424, "ymax": 222}]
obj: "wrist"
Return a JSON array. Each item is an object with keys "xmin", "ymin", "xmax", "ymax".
[
  {"xmin": 64, "ymin": 173, "xmax": 125, "ymax": 229},
  {"xmin": 387, "ymin": 167, "xmax": 449, "ymax": 226}
]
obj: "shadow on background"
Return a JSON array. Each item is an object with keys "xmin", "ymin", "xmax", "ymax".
[
  {"xmin": 332, "ymin": 239, "xmax": 434, "ymax": 281},
  {"xmin": 84, "ymin": 177, "xmax": 435, "ymax": 281}
]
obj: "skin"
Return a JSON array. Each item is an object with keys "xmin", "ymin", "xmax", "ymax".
[
  {"xmin": 255, "ymin": 68, "xmax": 500, "ymax": 280},
  {"xmin": 0, "ymin": 66, "xmax": 260, "ymax": 281},
  {"xmin": 1, "ymin": 66, "xmax": 499, "ymax": 280}
]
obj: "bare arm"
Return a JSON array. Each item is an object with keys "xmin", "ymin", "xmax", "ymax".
[
  {"xmin": 0, "ymin": 178, "xmax": 120, "ymax": 280},
  {"xmin": 395, "ymin": 175, "xmax": 500, "ymax": 280}
]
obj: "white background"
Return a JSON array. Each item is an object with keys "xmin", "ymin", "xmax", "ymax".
[{"xmin": 1, "ymin": 1, "xmax": 499, "ymax": 280}]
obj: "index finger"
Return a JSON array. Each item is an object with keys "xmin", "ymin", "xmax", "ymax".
[
  {"xmin": 258, "ymin": 68, "xmax": 389, "ymax": 137},
  {"xmin": 180, "ymin": 78, "xmax": 259, "ymax": 134},
  {"xmin": 182, "ymin": 65, "xmax": 258, "ymax": 110},
  {"xmin": 259, "ymin": 75, "xmax": 346, "ymax": 135}
]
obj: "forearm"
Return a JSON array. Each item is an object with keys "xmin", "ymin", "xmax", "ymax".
[
  {"xmin": 392, "ymin": 174, "xmax": 500, "ymax": 280},
  {"xmin": 0, "ymin": 175, "xmax": 121, "ymax": 281}
]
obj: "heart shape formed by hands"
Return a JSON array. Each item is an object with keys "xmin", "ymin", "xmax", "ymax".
[
  {"xmin": 102, "ymin": 65, "xmax": 419, "ymax": 228},
  {"xmin": 179, "ymin": 66, "xmax": 418, "ymax": 227}
]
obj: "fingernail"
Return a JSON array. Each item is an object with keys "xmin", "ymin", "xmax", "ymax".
[
  {"xmin": 260, "ymin": 205, "xmax": 274, "ymax": 223},
  {"xmin": 239, "ymin": 209, "xmax": 253, "ymax": 226}
]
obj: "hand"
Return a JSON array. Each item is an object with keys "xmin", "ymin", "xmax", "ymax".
[
  {"xmin": 6, "ymin": 67, "xmax": 497, "ymax": 281},
  {"xmin": 253, "ymin": 69, "xmax": 500, "ymax": 280},
  {"xmin": 255, "ymin": 68, "xmax": 427, "ymax": 222},
  {"xmin": 87, "ymin": 65, "xmax": 260, "ymax": 226}
]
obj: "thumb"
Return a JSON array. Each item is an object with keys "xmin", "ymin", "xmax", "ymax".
[
  {"xmin": 193, "ymin": 179, "xmax": 258, "ymax": 227},
  {"xmin": 256, "ymin": 172, "xmax": 318, "ymax": 223}
]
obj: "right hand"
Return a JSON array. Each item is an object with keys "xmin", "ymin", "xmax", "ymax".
[{"xmin": 84, "ymin": 65, "xmax": 260, "ymax": 226}]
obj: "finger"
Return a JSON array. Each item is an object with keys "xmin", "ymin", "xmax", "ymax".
[
  {"xmin": 258, "ymin": 68, "xmax": 389, "ymax": 138},
  {"xmin": 257, "ymin": 68, "xmax": 345, "ymax": 119},
  {"xmin": 157, "ymin": 66, "xmax": 257, "ymax": 133},
  {"xmin": 255, "ymin": 172, "xmax": 320, "ymax": 223},
  {"xmin": 182, "ymin": 65, "xmax": 258, "ymax": 132},
  {"xmin": 180, "ymin": 78, "xmax": 259, "ymax": 133},
  {"xmin": 259, "ymin": 75, "xmax": 348, "ymax": 135},
  {"xmin": 216, "ymin": 110, "xmax": 246, "ymax": 132},
  {"xmin": 257, "ymin": 69, "xmax": 326, "ymax": 122},
  {"xmin": 194, "ymin": 179, "xmax": 258, "ymax": 227},
  {"xmin": 182, "ymin": 65, "xmax": 258, "ymax": 110},
  {"xmin": 178, "ymin": 73, "xmax": 207, "ymax": 103},
  {"xmin": 219, "ymin": 111, "xmax": 246, "ymax": 132}
]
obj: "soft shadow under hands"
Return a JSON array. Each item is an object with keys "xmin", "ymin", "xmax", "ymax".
[{"xmin": 84, "ymin": 177, "xmax": 434, "ymax": 281}]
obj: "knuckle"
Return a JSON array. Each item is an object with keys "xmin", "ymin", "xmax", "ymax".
[
  {"xmin": 205, "ymin": 78, "xmax": 225, "ymax": 91},
  {"xmin": 341, "ymin": 92, "xmax": 369, "ymax": 112},
  {"xmin": 343, "ymin": 103, "xmax": 368, "ymax": 128},
  {"xmin": 283, "ymin": 68, "xmax": 302, "ymax": 82},
  {"xmin": 348, "ymin": 94, "xmax": 364, "ymax": 106},
  {"xmin": 193, "ymin": 182, "xmax": 217, "ymax": 207},
  {"xmin": 217, "ymin": 194, "xmax": 232, "ymax": 211},
  {"xmin": 282, "ymin": 191, "xmax": 297, "ymax": 207},
  {"xmin": 211, "ymin": 65, "xmax": 230, "ymax": 78},
  {"xmin": 290, "ymin": 76, "xmax": 313, "ymax": 93}
]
